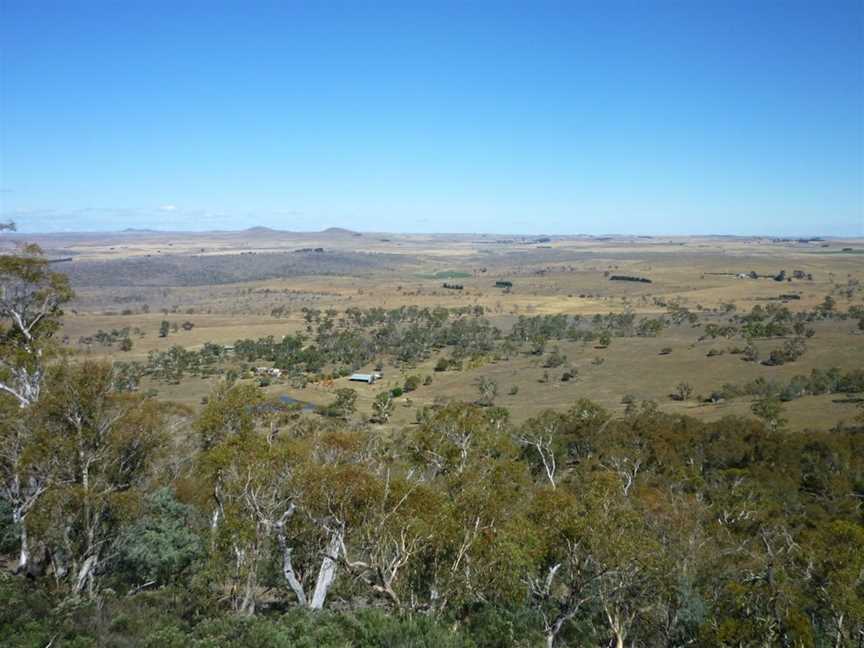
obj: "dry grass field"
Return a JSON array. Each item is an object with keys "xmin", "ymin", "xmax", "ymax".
[{"xmin": 7, "ymin": 228, "xmax": 862, "ymax": 432}]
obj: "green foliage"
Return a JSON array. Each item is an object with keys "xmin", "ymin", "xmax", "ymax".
[
  {"xmin": 0, "ymin": 499, "xmax": 16, "ymax": 551},
  {"xmin": 751, "ymin": 395, "xmax": 787, "ymax": 431},
  {"xmin": 371, "ymin": 390, "xmax": 394, "ymax": 423},
  {"xmin": 319, "ymin": 388, "xmax": 357, "ymax": 419},
  {"xmin": 0, "ymin": 244, "xmax": 72, "ymax": 407},
  {"xmin": 0, "ymin": 579, "xmax": 480, "ymax": 648},
  {"xmin": 118, "ymin": 488, "xmax": 204, "ymax": 586},
  {"xmin": 195, "ymin": 382, "xmax": 263, "ymax": 448},
  {"xmin": 475, "ymin": 376, "xmax": 497, "ymax": 406}
]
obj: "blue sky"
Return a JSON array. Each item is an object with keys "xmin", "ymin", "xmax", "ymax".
[{"xmin": 1, "ymin": 0, "xmax": 862, "ymax": 235}]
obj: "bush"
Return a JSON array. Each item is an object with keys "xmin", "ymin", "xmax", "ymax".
[
  {"xmin": 673, "ymin": 382, "xmax": 693, "ymax": 401},
  {"xmin": 461, "ymin": 604, "xmax": 544, "ymax": 648},
  {"xmin": 543, "ymin": 348, "xmax": 566, "ymax": 368},
  {"xmin": 0, "ymin": 581, "xmax": 479, "ymax": 648},
  {"xmin": 118, "ymin": 488, "xmax": 204, "ymax": 587}
]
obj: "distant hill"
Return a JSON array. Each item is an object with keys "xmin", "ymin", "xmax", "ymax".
[{"xmin": 321, "ymin": 227, "xmax": 360, "ymax": 236}]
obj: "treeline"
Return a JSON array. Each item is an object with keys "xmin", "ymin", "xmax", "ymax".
[
  {"xmin": 713, "ymin": 367, "xmax": 864, "ymax": 403},
  {"xmin": 608, "ymin": 275, "xmax": 652, "ymax": 283},
  {"xmin": 110, "ymin": 298, "xmax": 864, "ymax": 391},
  {"xmin": 88, "ymin": 300, "xmax": 864, "ymax": 395}
]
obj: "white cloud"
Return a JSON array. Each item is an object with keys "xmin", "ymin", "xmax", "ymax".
[{"xmin": 159, "ymin": 204, "xmax": 177, "ymax": 211}]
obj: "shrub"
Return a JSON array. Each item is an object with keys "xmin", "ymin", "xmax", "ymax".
[
  {"xmin": 673, "ymin": 382, "xmax": 693, "ymax": 401},
  {"xmin": 118, "ymin": 488, "xmax": 204, "ymax": 587}
]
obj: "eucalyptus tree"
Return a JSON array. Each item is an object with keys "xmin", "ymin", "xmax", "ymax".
[
  {"xmin": 474, "ymin": 376, "xmax": 497, "ymax": 407},
  {"xmin": 0, "ymin": 244, "xmax": 72, "ymax": 571},
  {"xmin": 0, "ymin": 244, "xmax": 72, "ymax": 407},
  {"xmin": 34, "ymin": 360, "xmax": 168, "ymax": 594},
  {"xmin": 371, "ymin": 390, "xmax": 394, "ymax": 424}
]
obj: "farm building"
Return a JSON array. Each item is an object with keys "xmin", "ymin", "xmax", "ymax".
[{"xmin": 349, "ymin": 373, "xmax": 376, "ymax": 384}]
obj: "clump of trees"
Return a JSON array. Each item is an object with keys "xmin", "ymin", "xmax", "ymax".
[
  {"xmin": 763, "ymin": 336, "xmax": 807, "ymax": 366},
  {"xmin": 713, "ymin": 367, "xmax": 864, "ymax": 403}
]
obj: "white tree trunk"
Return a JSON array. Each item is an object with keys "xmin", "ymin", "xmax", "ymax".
[
  {"xmin": 74, "ymin": 555, "xmax": 98, "ymax": 594},
  {"xmin": 274, "ymin": 504, "xmax": 308, "ymax": 606},
  {"xmin": 16, "ymin": 520, "xmax": 29, "ymax": 573},
  {"xmin": 310, "ymin": 526, "xmax": 343, "ymax": 610},
  {"xmin": 239, "ymin": 567, "xmax": 257, "ymax": 616},
  {"xmin": 606, "ymin": 610, "xmax": 627, "ymax": 648},
  {"xmin": 278, "ymin": 537, "xmax": 307, "ymax": 607}
]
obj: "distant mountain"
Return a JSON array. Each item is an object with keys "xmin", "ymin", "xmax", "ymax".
[
  {"xmin": 321, "ymin": 227, "xmax": 360, "ymax": 236},
  {"xmin": 122, "ymin": 228, "xmax": 160, "ymax": 233},
  {"xmin": 244, "ymin": 226, "xmax": 279, "ymax": 233}
]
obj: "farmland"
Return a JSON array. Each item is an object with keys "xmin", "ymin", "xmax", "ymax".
[{"xmin": 7, "ymin": 227, "xmax": 862, "ymax": 431}]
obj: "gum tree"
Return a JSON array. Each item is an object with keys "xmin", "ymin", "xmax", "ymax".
[{"xmin": 0, "ymin": 244, "xmax": 72, "ymax": 571}]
